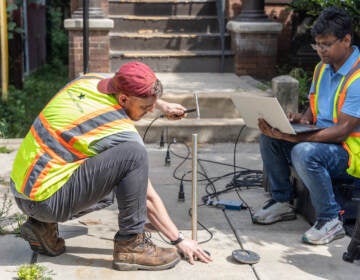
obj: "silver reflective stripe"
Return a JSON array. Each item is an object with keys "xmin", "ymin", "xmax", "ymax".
[
  {"xmin": 60, "ymin": 108, "xmax": 128, "ymax": 142},
  {"xmin": 23, "ymin": 152, "xmax": 51, "ymax": 197},
  {"xmin": 33, "ymin": 118, "xmax": 80, "ymax": 162}
]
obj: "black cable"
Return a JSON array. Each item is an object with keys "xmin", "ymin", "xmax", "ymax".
[
  {"xmin": 142, "ymin": 115, "xmax": 162, "ymax": 142},
  {"xmin": 166, "ymin": 127, "xmax": 263, "ymax": 224},
  {"xmin": 142, "ymin": 116, "xmax": 263, "ymax": 244}
]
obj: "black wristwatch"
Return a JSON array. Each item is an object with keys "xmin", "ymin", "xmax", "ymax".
[{"xmin": 170, "ymin": 232, "xmax": 184, "ymax": 245}]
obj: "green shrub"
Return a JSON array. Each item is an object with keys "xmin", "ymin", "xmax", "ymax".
[
  {"xmin": 0, "ymin": 62, "xmax": 68, "ymax": 138},
  {"xmin": 289, "ymin": 68, "xmax": 312, "ymax": 112},
  {"xmin": 288, "ymin": 0, "xmax": 360, "ymax": 39}
]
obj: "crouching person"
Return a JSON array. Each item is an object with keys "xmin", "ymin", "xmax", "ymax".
[{"xmin": 10, "ymin": 61, "xmax": 212, "ymax": 270}]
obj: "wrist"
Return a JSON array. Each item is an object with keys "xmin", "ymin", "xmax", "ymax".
[
  {"xmin": 155, "ymin": 99, "xmax": 167, "ymax": 110},
  {"xmin": 170, "ymin": 232, "xmax": 184, "ymax": 245}
]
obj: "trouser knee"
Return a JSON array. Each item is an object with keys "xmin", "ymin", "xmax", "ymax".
[{"xmin": 291, "ymin": 143, "xmax": 316, "ymax": 172}]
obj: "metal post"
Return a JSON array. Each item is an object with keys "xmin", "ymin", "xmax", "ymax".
[
  {"xmin": 23, "ymin": 0, "xmax": 29, "ymax": 75},
  {"xmin": 0, "ymin": 0, "xmax": 9, "ymax": 101},
  {"xmin": 234, "ymin": 0, "xmax": 268, "ymax": 22},
  {"xmin": 191, "ymin": 133, "xmax": 198, "ymax": 240},
  {"xmin": 83, "ymin": 0, "xmax": 89, "ymax": 74}
]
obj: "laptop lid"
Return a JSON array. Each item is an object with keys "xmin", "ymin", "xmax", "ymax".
[{"xmin": 231, "ymin": 95, "xmax": 321, "ymax": 135}]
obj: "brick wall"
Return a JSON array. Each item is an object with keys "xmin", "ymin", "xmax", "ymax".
[
  {"xmin": 227, "ymin": 0, "xmax": 293, "ymax": 66},
  {"xmin": 67, "ymin": 0, "xmax": 111, "ymax": 79},
  {"xmin": 231, "ymin": 31, "xmax": 280, "ymax": 79},
  {"xmin": 68, "ymin": 30, "xmax": 110, "ymax": 78}
]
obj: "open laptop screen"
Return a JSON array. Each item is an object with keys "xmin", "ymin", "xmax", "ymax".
[{"xmin": 231, "ymin": 95, "xmax": 322, "ymax": 135}]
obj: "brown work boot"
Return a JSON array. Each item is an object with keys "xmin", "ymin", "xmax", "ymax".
[
  {"xmin": 20, "ymin": 217, "xmax": 65, "ymax": 256},
  {"xmin": 113, "ymin": 232, "xmax": 180, "ymax": 271}
]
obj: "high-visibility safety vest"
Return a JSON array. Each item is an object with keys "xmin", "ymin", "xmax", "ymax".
[
  {"xmin": 11, "ymin": 74, "xmax": 138, "ymax": 201},
  {"xmin": 309, "ymin": 58, "xmax": 360, "ymax": 178}
]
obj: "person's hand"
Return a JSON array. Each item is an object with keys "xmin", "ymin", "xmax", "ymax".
[
  {"xmin": 287, "ymin": 112, "xmax": 311, "ymax": 124},
  {"xmin": 162, "ymin": 102, "xmax": 187, "ymax": 120},
  {"xmin": 176, "ymin": 238, "xmax": 213, "ymax": 265},
  {"xmin": 156, "ymin": 99, "xmax": 187, "ymax": 120},
  {"xmin": 258, "ymin": 118, "xmax": 298, "ymax": 142},
  {"xmin": 258, "ymin": 118, "xmax": 283, "ymax": 139}
]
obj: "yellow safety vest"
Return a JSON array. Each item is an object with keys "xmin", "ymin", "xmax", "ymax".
[
  {"xmin": 309, "ymin": 58, "xmax": 360, "ymax": 178},
  {"xmin": 11, "ymin": 74, "xmax": 138, "ymax": 201}
]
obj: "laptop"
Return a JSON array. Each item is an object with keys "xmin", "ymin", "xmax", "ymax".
[{"xmin": 231, "ymin": 95, "xmax": 323, "ymax": 135}]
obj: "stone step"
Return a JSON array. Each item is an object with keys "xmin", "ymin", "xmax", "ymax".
[
  {"xmin": 108, "ymin": 0, "xmax": 216, "ymax": 16},
  {"xmin": 110, "ymin": 15, "xmax": 219, "ymax": 33},
  {"xmin": 109, "ymin": 32, "xmax": 231, "ymax": 51},
  {"xmin": 110, "ymin": 50, "xmax": 234, "ymax": 72},
  {"xmin": 135, "ymin": 118, "xmax": 260, "ymax": 143},
  {"xmin": 133, "ymin": 73, "xmax": 272, "ymax": 143},
  {"xmin": 148, "ymin": 92, "xmax": 241, "ymax": 119}
]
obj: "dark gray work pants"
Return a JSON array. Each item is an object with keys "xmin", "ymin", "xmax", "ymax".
[{"xmin": 15, "ymin": 142, "xmax": 148, "ymax": 234}]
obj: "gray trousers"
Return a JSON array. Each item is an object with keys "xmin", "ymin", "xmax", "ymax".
[{"xmin": 15, "ymin": 142, "xmax": 148, "ymax": 234}]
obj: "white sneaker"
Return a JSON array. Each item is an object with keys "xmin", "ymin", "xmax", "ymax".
[
  {"xmin": 302, "ymin": 218, "xmax": 345, "ymax": 245},
  {"xmin": 253, "ymin": 199, "xmax": 296, "ymax": 225}
]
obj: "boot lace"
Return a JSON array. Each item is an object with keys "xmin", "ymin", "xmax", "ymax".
[{"xmin": 138, "ymin": 232, "xmax": 155, "ymax": 249}]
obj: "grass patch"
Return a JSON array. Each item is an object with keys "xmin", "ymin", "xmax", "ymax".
[
  {"xmin": 16, "ymin": 264, "xmax": 55, "ymax": 280},
  {"xmin": 0, "ymin": 146, "xmax": 13, "ymax": 153}
]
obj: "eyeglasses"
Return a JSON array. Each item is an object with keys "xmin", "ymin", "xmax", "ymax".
[{"xmin": 311, "ymin": 39, "xmax": 340, "ymax": 51}]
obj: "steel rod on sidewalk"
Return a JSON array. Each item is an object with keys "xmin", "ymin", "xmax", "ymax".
[{"xmin": 191, "ymin": 133, "xmax": 198, "ymax": 240}]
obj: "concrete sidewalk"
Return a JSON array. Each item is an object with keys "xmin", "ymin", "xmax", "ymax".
[{"xmin": 1, "ymin": 140, "xmax": 359, "ymax": 280}]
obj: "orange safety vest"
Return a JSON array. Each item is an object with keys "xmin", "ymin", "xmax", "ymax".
[
  {"xmin": 309, "ymin": 58, "xmax": 360, "ymax": 177},
  {"xmin": 11, "ymin": 74, "xmax": 138, "ymax": 201}
]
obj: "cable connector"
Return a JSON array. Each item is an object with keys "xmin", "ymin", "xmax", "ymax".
[
  {"xmin": 165, "ymin": 149, "xmax": 171, "ymax": 166},
  {"xmin": 160, "ymin": 129, "xmax": 165, "ymax": 148},
  {"xmin": 178, "ymin": 181, "xmax": 185, "ymax": 202},
  {"xmin": 206, "ymin": 199, "xmax": 246, "ymax": 211}
]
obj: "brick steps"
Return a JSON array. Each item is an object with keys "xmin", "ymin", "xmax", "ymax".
[
  {"xmin": 108, "ymin": 0, "xmax": 216, "ymax": 16},
  {"xmin": 110, "ymin": 51, "xmax": 234, "ymax": 72},
  {"xmin": 110, "ymin": 32, "xmax": 231, "ymax": 50},
  {"xmin": 109, "ymin": 0, "xmax": 232, "ymax": 72}
]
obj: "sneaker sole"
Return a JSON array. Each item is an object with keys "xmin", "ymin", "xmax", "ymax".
[
  {"xmin": 253, "ymin": 212, "xmax": 297, "ymax": 225},
  {"xmin": 112, "ymin": 256, "xmax": 180, "ymax": 271},
  {"xmin": 302, "ymin": 229, "xmax": 346, "ymax": 245},
  {"xmin": 21, "ymin": 223, "xmax": 65, "ymax": 257}
]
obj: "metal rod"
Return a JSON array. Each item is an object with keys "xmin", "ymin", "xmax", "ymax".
[
  {"xmin": 194, "ymin": 92, "xmax": 200, "ymax": 120},
  {"xmin": 191, "ymin": 133, "xmax": 198, "ymax": 240}
]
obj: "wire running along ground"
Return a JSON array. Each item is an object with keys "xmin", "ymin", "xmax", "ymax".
[{"xmin": 145, "ymin": 120, "xmax": 263, "ymax": 245}]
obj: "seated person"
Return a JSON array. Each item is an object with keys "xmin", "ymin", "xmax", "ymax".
[{"xmin": 253, "ymin": 7, "xmax": 360, "ymax": 245}]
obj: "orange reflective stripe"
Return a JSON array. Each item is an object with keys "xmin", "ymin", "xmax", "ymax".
[
  {"xmin": 29, "ymin": 159, "xmax": 54, "ymax": 200},
  {"xmin": 339, "ymin": 69, "xmax": 360, "ymax": 110},
  {"xmin": 61, "ymin": 104, "xmax": 122, "ymax": 132},
  {"xmin": 309, "ymin": 94, "xmax": 317, "ymax": 123},
  {"xmin": 22, "ymin": 126, "xmax": 66, "ymax": 197},
  {"xmin": 31, "ymin": 125, "xmax": 66, "ymax": 164},
  {"xmin": 39, "ymin": 113, "xmax": 88, "ymax": 159},
  {"xmin": 310, "ymin": 63, "xmax": 327, "ymax": 123},
  {"xmin": 68, "ymin": 118, "xmax": 134, "ymax": 146},
  {"xmin": 342, "ymin": 142, "xmax": 352, "ymax": 170},
  {"xmin": 20, "ymin": 142, "xmax": 43, "ymax": 193},
  {"xmin": 312, "ymin": 62, "xmax": 323, "ymax": 81}
]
